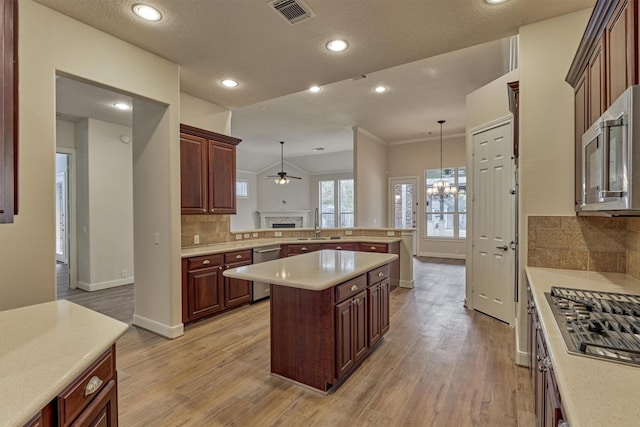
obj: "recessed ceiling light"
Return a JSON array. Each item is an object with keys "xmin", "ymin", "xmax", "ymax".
[
  {"xmin": 309, "ymin": 86, "xmax": 321, "ymax": 93},
  {"xmin": 374, "ymin": 86, "xmax": 387, "ymax": 93},
  {"xmin": 326, "ymin": 39, "xmax": 348, "ymax": 52},
  {"xmin": 221, "ymin": 79, "xmax": 239, "ymax": 88},
  {"xmin": 485, "ymin": 0, "xmax": 509, "ymax": 4},
  {"xmin": 132, "ymin": 4, "xmax": 162, "ymax": 21},
  {"xmin": 312, "ymin": 147, "xmax": 325, "ymax": 151},
  {"xmin": 114, "ymin": 102, "xmax": 131, "ymax": 110}
]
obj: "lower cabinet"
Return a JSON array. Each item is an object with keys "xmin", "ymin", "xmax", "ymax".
[
  {"xmin": 528, "ymin": 285, "xmax": 566, "ymax": 427},
  {"xmin": 26, "ymin": 346, "xmax": 118, "ymax": 427},
  {"xmin": 182, "ymin": 250, "xmax": 252, "ymax": 324},
  {"xmin": 270, "ymin": 263, "xmax": 392, "ymax": 392}
]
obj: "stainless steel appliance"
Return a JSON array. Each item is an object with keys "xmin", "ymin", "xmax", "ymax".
[
  {"xmin": 545, "ymin": 286, "xmax": 640, "ymax": 366},
  {"xmin": 581, "ymin": 85, "xmax": 640, "ymax": 213},
  {"xmin": 251, "ymin": 245, "xmax": 281, "ymax": 302}
]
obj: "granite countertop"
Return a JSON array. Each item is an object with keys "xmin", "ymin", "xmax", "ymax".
[
  {"xmin": 525, "ymin": 267, "xmax": 640, "ymax": 427},
  {"xmin": 0, "ymin": 300, "xmax": 129, "ymax": 427},
  {"xmin": 181, "ymin": 236, "xmax": 402, "ymax": 258},
  {"xmin": 223, "ymin": 249, "xmax": 398, "ymax": 291}
]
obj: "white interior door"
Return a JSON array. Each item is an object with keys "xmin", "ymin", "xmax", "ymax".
[
  {"xmin": 472, "ymin": 122, "xmax": 515, "ymax": 324},
  {"xmin": 389, "ymin": 177, "xmax": 418, "ymax": 255},
  {"xmin": 55, "ymin": 161, "xmax": 69, "ymax": 264}
]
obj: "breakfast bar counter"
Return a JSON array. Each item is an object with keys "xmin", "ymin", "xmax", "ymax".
[{"xmin": 224, "ymin": 250, "xmax": 398, "ymax": 392}]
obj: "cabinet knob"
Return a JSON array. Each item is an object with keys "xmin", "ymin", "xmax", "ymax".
[
  {"xmin": 350, "ymin": 284, "xmax": 358, "ymax": 291},
  {"xmin": 301, "ymin": 247, "xmax": 308, "ymax": 251},
  {"xmin": 235, "ymin": 254, "xmax": 242, "ymax": 259},
  {"xmin": 336, "ymin": 246, "xmax": 342, "ymax": 250},
  {"xmin": 535, "ymin": 322, "xmax": 541, "ymax": 330},
  {"xmin": 370, "ymin": 246, "xmax": 376, "ymax": 250},
  {"xmin": 378, "ymin": 272, "xmax": 384, "ymax": 278},
  {"xmin": 202, "ymin": 260, "xmax": 211, "ymax": 265},
  {"xmin": 353, "ymin": 298, "xmax": 359, "ymax": 304},
  {"xmin": 84, "ymin": 376, "xmax": 104, "ymax": 397}
]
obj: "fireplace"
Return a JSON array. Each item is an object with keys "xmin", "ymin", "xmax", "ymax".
[
  {"xmin": 272, "ymin": 223, "xmax": 296, "ymax": 229},
  {"xmin": 258, "ymin": 210, "xmax": 310, "ymax": 229}
]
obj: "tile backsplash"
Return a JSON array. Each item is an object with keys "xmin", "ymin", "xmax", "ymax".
[{"xmin": 527, "ymin": 216, "xmax": 640, "ymax": 280}]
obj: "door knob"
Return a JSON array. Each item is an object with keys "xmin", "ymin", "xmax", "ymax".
[{"xmin": 496, "ymin": 245, "xmax": 508, "ymax": 251}]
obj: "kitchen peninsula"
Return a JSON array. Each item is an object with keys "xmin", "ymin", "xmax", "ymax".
[{"xmin": 224, "ymin": 249, "xmax": 398, "ymax": 393}]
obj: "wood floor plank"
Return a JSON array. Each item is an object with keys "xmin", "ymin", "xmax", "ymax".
[{"xmin": 58, "ymin": 257, "xmax": 534, "ymax": 426}]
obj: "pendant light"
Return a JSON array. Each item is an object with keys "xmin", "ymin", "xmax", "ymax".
[{"xmin": 426, "ymin": 120, "xmax": 456, "ymax": 198}]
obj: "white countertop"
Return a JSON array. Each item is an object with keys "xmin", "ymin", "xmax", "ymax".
[
  {"xmin": 223, "ymin": 249, "xmax": 398, "ymax": 291},
  {"xmin": 526, "ymin": 267, "xmax": 640, "ymax": 427},
  {"xmin": 0, "ymin": 300, "xmax": 129, "ymax": 427},
  {"xmin": 181, "ymin": 236, "xmax": 402, "ymax": 258}
]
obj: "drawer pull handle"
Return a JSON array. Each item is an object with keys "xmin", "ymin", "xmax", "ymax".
[
  {"xmin": 202, "ymin": 260, "xmax": 211, "ymax": 265},
  {"xmin": 378, "ymin": 272, "xmax": 384, "ymax": 278},
  {"xmin": 84, "ymin": 376, "xmax": 103, "ymax": 397},
  {"xmin": 336, "ymin": 246, "xmax": 342, "ymax": 250},
  {"xmin": 301, "ymin": 247, "xmax": 307, "ymax": 251},
  {"xmin": 350, "ymin": 284, "xmax": 358, "ymax": 291},
  {"xmin": 370, "ymin": 246, "xmax": 376, "ymax": 250},
  {"xmin": 235, "ymin": 255, "xmax": 242, "ymax": 259}
]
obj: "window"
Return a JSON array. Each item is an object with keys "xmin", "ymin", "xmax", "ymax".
[
  {"xmin": 236, "ymin": 180, "xmax": 248, "ymax": 198},
  {"xmin": 319, "ymin": 179, "xmax": 354, "ymax": 228},
  {"xmin": 425, "ymin": 167, "xmax": 466, "ymax": 239}
]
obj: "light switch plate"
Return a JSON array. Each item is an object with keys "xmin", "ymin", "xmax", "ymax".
[
  {"xmin": 194, "ymin": 235, "xmax": 200, "ymax": 244},
  {"xmin": 244, "ymin": 233, "xmax": 250, "ymax": 238},
  {"xmin": 236, "ymin": 234, "xmax": 242, "ymax": 240},
  {"xmin": 274, "ymin": 231, "xmax": 282, "ymax": 237}
]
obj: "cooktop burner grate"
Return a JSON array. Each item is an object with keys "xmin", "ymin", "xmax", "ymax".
[{"xmin": 545, "ymin": 286, "xmax": 640, "ymax": 366}]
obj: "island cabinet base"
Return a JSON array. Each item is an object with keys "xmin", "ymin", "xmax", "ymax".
[{"xmin": 270, "ymin": 264, "xmax": 390, "ymax": 393}]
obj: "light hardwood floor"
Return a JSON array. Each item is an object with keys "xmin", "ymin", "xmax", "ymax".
[{"xmin": 58, "ymin": 258, "xmax": 535, "ymax": 426}]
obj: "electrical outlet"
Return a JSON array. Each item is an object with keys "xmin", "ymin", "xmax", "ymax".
[
  {"xmin": 154, "ymin": 233, "xmax": 160, "ymax": 245},
  {"xmin": 122, "ymin": 270, "xmax": 127, "ymax": 278},
  {"xmin": 194, "ymin": 234, "xmax": 200, "ymax": 244},
  {"xmin": 387, "ymin": 231, "xmax": 395, "ymax": 236},
  {"xmin": 244, "ymin": 233, "xmax": 250, "ymax": 238},
  {"xmin": 236, "ymin": 234, "xmax": 242, "ymax": 240},
  {"xmin": 275, "ymin": 231, "xmax": 282, "ymax": 237},
  {"xmin": 252, "ymin": 233, "xmax": 258, "ymax": 238},
  {"xmin": 345, "ymin": 230, "xmax": 353, "ymax": 235}
]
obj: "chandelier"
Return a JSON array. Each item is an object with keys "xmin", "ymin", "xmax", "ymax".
[{"xmin": 427, "ymin": 120, "xmax": 456, "ymax": 198}]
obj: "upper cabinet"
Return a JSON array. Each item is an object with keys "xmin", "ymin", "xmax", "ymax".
[
  {"xmin": 566, "ymin": 0, "xmax": 638, "ymax": 211},
  {"xmin": 1, "ymin": 0, "xmax": 18, "ymax": 224},
  {"xmin": 180, "ymin": 124, "xmax": 241, "ymax": 215}
]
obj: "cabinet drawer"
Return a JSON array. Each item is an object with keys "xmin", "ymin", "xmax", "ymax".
[
  {"xmin": 224, "ymin": 249, "xmax": 252, "ymax": 264},
  {"xmin": 368, "ymin": 264, "xmax": 389, "ymax": 284},
  {"xmin": 358, "ymin": 242, "xmax": 388, "ymax": 253},
  {"xmin": 335, "ymin": 275, "xmax": 367, "ymax": 303},
  {"xmin": 323, "ymin": 242, "xmax": 356, "ymax": 251},
  {"xmin": 58, "ymin": 347, "xmax": 115, "ymax": 427},
  {"xmin": 187, "ymin": 254, "xmax": 223, "ymax": 270},
  {"xmin": 286, "ymin": 244, "xmax": 321, "ymax": 255}
]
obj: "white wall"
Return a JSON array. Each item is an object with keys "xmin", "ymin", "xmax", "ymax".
[
  {"xmin": 387, "ymin": 135, "xmax": 467, "ymax": 257},
  {"xmin": 75, "ymin": 119, "xmax": 134, "ymax": 291},
  {"xmin": 0, "ymin": 1, "xmax": 183, "ymax": 339},
  {"xmin": 56, "ymin": 119, "xmax": 75, "ymax": 149},
  {"xmin": 231, "ymin": 171, "xmax": 258, "ymax": 230},
  {"xmin": 516, "ymin": 9, "xmax": 591, "ymax": 363},
  {"xmin": 355, "ymin": 128, "xmax": 388, "ymax": 227},
  {"xmin": 257, "ymin": 162, "xmax": 310, "ymax": 211},
  {"xmin": 180, "ymin": 92, "xmax": 232, "ymax": 135}
]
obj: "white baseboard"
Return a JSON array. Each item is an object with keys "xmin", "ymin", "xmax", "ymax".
[
  {"xmin": 399, "ymin": 279, "xmax": 414, "ymax": 289},
  {"xmin": 132, "ymin": 314, "xmax": 184, "ymax": 339},
  {"xmin": 514, "ymin": 316, "xmax": 530, "ymax": 367},
  {"xmin": 418, "ymin": 251, "xmax": 466, "ymax": 260},
  {"xmin": 77, "ymin": 277, "xmax": 134, "ymax": 292}
]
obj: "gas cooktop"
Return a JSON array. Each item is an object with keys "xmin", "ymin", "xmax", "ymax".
[{"xmin": 545, "ymin": 286, "xmax": 640, "ymax": 367}]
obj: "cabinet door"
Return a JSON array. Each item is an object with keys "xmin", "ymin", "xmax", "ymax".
[
  {"xmin": 335, "ymin": 298, "xmax": 354, "ymax": 378},
  {"xmin": 353, "ymin": 290, "xmax": 369, "ymax": 363},
  {"xmin": 368, "ymin": 283, "xmax": 381, "ymax": 347},
  {"xmin": 588, "ymin": 38, "xmax": 606, "ymax": 126},
  {"xmin": 380, "ymin": 279, "xmax": 390, "ymax": 336},
  {"xmin": 208, "ymin": 139, "xmax": 236, "ymax": 214},
  {"xmin": 606, "ymin": 0, "xmax": 636, "ymax": 105},
  {"xmin": 187, "ymin": 266, "xmax": 223, "ymax": 320},
  {"xmin": 224, "ymin": 260, "xmax": 252, "ymax": 308},
  {"xmin": 535, "ymin": 333, "xmax": 546, "ymax": 427},
  {"xmin": 574, "ymin": 72, "xmax": 588, "ymax": 211},
  {"xmin": 180, "ymin": 133, "xmax": 208, "ymax": 214},
  {"xmin": 543, "ymin": 370, "xmax": 563, "ymax": 427}
]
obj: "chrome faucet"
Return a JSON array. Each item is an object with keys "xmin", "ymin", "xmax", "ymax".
[{"xmin": 314, "ymin": 207, "xmax": 321, "ymax": 237}]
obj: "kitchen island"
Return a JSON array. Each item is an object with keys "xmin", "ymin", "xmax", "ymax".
[
  {"xmin": 0, "ymin": 300, "xmax": 128, "ymax": 427},
  {"xmin": 224, "ymin": 249, "xmax": 398, "ymax": 393}
]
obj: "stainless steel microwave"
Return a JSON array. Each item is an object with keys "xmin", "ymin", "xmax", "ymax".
[{"xmin": 581, "ymin": 85, "xmax": 640, "ymax": 213}]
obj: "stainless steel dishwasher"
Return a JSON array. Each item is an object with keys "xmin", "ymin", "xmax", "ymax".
[{"xmin": 251, "ymin": 245, "xmax": 281, "ymax": 303}]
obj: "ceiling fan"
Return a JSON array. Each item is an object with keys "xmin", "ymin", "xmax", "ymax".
[{"xmin": 268, "ymin": 141, "xmax": 302, "ymax": 184}]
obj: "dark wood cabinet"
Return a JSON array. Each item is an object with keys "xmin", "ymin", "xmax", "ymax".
[
  {"xmin": 574, "ymin": 73, "xmax": 588, "ymax": 210},
  {"xmin": 182, "ymin": 250, "xmax": 253, "ymax": 324},
  {"xmin": 606, "ymin": 0, "xmax": 637, "ymax": 105},
  {"xmin": 284, "ymin": 243, "xmax": 321, "ymax": 256},
  {"xmin": 69, "ymin": 379, "xmax": 117, "ymax": 427},
  {"xmin": 335, "ymin": 289, "xmax": 368, "ymax": 380},
  {"xmin": 588, "ymin": 38, "xmax": 607, "ymax": 126},
  {"xmin": 179, "ymin": 124, "xmax": 240, "ymax": 215},
  {"xmin": 1, "ymin": 0, "xmax": 18, "ymax": 224}
]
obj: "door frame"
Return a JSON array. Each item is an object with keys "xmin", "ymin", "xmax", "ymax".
[
  {"xmin": 465, "ymin": 115, "xmax": 516, "ymax": 326},
  {"xmin": 56, "ymin": 147, "xmax": 78, "ymax": 289},
  {"xmin": 388, "ymin": 176, "xmax": 419, "ymax": 255}
]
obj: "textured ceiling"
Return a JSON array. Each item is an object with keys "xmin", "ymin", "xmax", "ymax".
[{"xmin": 45, "ymin": 0, "xmax": 596, "ymax": 173}]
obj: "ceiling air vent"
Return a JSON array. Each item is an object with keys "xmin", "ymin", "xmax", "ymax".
[{"xmin": 270, "ymin": 0, "xmax": 315, "ymax": 25}]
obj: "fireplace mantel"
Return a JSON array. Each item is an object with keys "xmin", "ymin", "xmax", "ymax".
[{"xmin": 258, "ymin": 210, "xmax": 310, "ymax": 229}]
